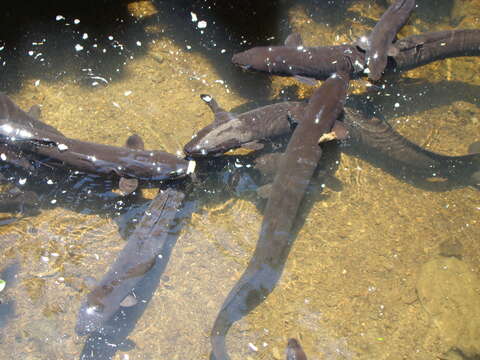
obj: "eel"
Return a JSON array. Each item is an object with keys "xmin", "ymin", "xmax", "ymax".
[
  {"xmin": 0, "ymin": 94, "xmax": 195, "ymax": 181},
  {"xmin": 76, "ymin": 186, "xmax": 185, "ymax": 335},
  {"xmin": 0, "ymin": 94, "xmax": 64, "ymax": 171},
  {"xmin": 392, "ymin": 29, "xmax": 480, "ymax": 71},
  {"xmin": 357, "ymin": 0, "xmax": 416, "ymax": 81},
  {"xmin": 0, "ymin": 93, "xmax": 64, "ymax": 137},
  {"xmin": 184, "ymin": 94, "xmax": 305, "ymax": 156},
  {"xmin": 232, "ymin": 33, "xmax": 365, "ymax": 81},
  {"xmin": 286, "ymin": 338, "xmax": 308, "ymax": 360},
  {"xmin": 184, "ymin": 98, "xmax": 479, "ymax": 185},
  {"xmin": 210, "ymin": 72, "xmax": 349, "ymax": 359},
  {"xmin": 341, "ymin": 107, "xmax": 480, "ymax": 182},
  {"xmin": 232, "ymin": 30, "xmax": 480, "ymax": 80}
]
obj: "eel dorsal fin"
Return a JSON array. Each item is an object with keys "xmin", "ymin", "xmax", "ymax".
[
  {"xmin": 200, "ymin": 94, "xmax": 225, "ymax": 114},
  {"xmin": 467, "ymin": 141, "xmax": 480, "ymax": 155},
  {"xmin": 284, "ymin": 33, "xmax": 304, "ymax": 48},
  {"xmin": 200, "ymin": 94, "xmax": 235, "ymax": 125},
  {"xmin": 125, "ymin": 134, "xmax": 145, "ymax": 150}
]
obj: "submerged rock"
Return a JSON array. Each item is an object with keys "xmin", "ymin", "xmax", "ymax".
[{"xmin": 417, "ymin": 257, "xmax": 480, "ymax": 358}]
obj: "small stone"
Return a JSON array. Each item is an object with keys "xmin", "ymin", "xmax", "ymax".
[{"xmin": 439, "ymin": 239, "xmax": 463, "ymax": 259}]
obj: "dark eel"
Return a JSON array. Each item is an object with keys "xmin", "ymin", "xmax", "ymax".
[
  {"xmin": 357, "ymin": 0, "xmax": 416, "ymax": 81},
  {"xmin": 210, "ymin": 72, "xmax": 349, "ymax": 359},
  {"xmin": 232, "ymin": 30, "xmax": 480, "ymax": 80},
  {"xmin": 76, "ymin": 186, "xmax": 185, "ymax": 335},
  {"xmin": 0, "ymin": 93, "xmax": 64, "ymax": 137},
  {"xmin": 392, "ymin": 29, "xmax": 480, "ymax": 71},
  {"xmin": 184, "ymin": 94, "xmax": 304, "ymax": 156},
  {"xmin": 0, "ymin": 94, "xmax": 195, "ymax": 181},
  {"xmin": 286, "ymin": 338, "xmax": 308, "ymax": 360},
  {"xmin": 185, "ymin": 98, "xmax": 479, "ymax": 185},
  {"xmin": 232, "ymin": 33, "xmax": 365, "ymax": 81},
  {"xmin": 341, "ymin": 107, "xmax": 480, "ymax": 181}
]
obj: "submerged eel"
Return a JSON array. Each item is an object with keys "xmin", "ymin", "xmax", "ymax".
[
  {"xmin": 232, "ymin": 33, "xmax": 364, "ymax": 80},
  {"xmin": 76, "ymin": 187, "xmax": 185, "ymax": 335},
  {"xmin": 341, "ymin": 107, "xmax": 480, "ymax": 181},
  {"xmin": 0, "ymin": 94, "xmax": 194, "ymax": 181},
  {"xmin": 185, "ymin": 98, "xmax": 479, "ymax": 184},
  {"xmin": 392, "ymin": 29, "xmax": 480, "ymax": 71},
  {"xmin": 184, "ymin": 94, "xmax": 305, "ymax": 156},
  {"xmin": 232, "ymin": 30, "xmax": 480, "ymax": 80},
  {"xmin": 357, "ymin": 0, "xmax": 416, "ymax": 81},
  {"xmin": 210, "ymin": 73, "xmax": 349, "ymax": 359}
]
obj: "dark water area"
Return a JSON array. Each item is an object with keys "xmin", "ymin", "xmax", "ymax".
[{"xmin": 0, "ymin": 1, "xmax": 479, "ymax": 359}]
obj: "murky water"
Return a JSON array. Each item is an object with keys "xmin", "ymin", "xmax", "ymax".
[{"xmin": 0, "ymin": 1, "xmax": 479, "ymax": 359}]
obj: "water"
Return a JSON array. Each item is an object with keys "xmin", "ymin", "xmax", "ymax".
[{"xmin": 0, "ymin": 1, "xmax": 479, "ymax": 359}]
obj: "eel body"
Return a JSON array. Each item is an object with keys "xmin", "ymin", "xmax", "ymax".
[
  {"xmin": 210, "ymin": 73, "xmax": 349, "ymax": 359},
  {"xmin": 76, "ymin": 187, "xmax": 185, "ymax": 335}
]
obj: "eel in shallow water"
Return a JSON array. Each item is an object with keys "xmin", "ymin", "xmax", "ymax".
[
  {"xmin": 356, "ymin": 0, "xmax": 416, "ymax": 81},
  {"xmin": 232, "ymin": 30, "xmax": 480, "ymax": 80},
  {"xmin": 76, "ymin": 186, "xmax": 185, "ymax": 335},
  {"xmin": 232, "ymin": 33, "xmax": 365, "ymax": 81},
  {"xmin": 340, "ymin": 107, "xmax": 480, "ymax": 182},
  {"xmin": 0, "ymin": 94, "xmax": 194, "ymax": 181},
  {"xmin": 392, "ymin": 29, "xmax": 480, "ymax": 71},
  {"xmin": 184, "ymin": 94, "xmax": 304, "ymax": 156},
  {"xmin": 185, "ymin": 97, "xmax": 479, "ymax": 185},
  {"xmin": 210, "ymin": 72, "xmax": 349, "ymax": 359}
]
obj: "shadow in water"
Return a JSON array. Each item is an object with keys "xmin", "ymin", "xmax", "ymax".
[
  {"xmin": 0, "ymin": 0, "xmax": 148, "ymax": 92},
  {"xmin": 0, "ymin": 0, "xmax": 287, "ymax": 98},
  {"xmin": 79, "ymin": 195, "xmax": 197, "ymax": 360}
]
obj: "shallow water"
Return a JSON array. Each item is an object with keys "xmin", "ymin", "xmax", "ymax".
[{"xmin": 0, "ymin": 1, "xmax": 479, "ymax": 359}]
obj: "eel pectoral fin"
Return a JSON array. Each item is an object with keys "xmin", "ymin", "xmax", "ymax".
[
  {"xmin": 468, "ymin": 141, "xmax": 480, "ymax": 154},
  {"xmin": 118, "ymin": 134, "xmax": 145, "ymax": 195},
  {"xmin": 200, "ymin": 94, "xmax": 235, "ymax": 125},
  {"xmin": 119, "ymin": 294, "xmax": 138, "ymax": 307},
  {"xmin": 27, "ymin": 105, "xmax": 42, "ymax": 120},
  {"xmin": 242, "ymin": 141, "xmax": 264, "ymax": 151},
  {"xmin": 284, "ymin": 32, "xmax": 304, "ymax": 48},
  {"xmin": 294, "ymin": 75, "xmax": 317, "ymax": 86}
]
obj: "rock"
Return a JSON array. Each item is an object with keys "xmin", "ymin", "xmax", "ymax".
[
  {"xmin": 417, "ymin": 257, "xmax": 480, "ymax": 358},
  {"xmin": 438, "ymin": 239, "xmax": 463, "ymax": 259}
]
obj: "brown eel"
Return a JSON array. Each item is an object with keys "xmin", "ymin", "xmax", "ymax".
[
  {"xmin": 210, "ymin": 72, "xmax": 349, "ymax": 359},
  {"xmin": 232, "ymin": 30, "xmax": 480, "ymax": 80},
  {"xmin": 185, "ymin": 97, "xmax": 479, "ymax": 186},
  {"xmin": 357, "ymin": 0, "xmax": 416, "ymax": 81},
  {"xmin": 0, "ymin": 94, "xmax": 194, "ymax": 181},
  {"xmin": 76, "ymin": 186, "xmax": 185, "ymax": 335}
]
